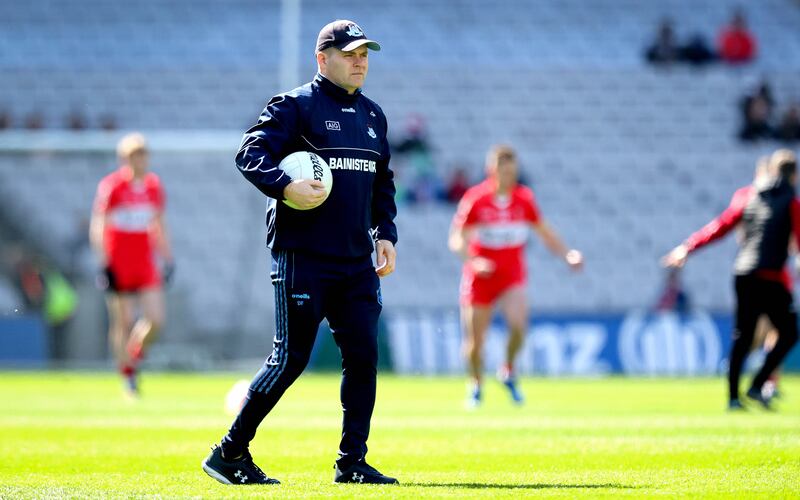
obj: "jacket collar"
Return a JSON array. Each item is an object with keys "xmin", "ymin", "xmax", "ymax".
[{"xmin": 314, "ymin": 73, "xmax": 361, "ymax": 102}]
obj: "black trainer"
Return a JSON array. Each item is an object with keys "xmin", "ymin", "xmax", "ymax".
[
  {"xmin": 202, "ymin": 444, "xmax": 280, "ymax": 485},
  {"xmin": 746, "ymin": 387, "xmax": 773, "ymax": 410},
  {"xmin": 334, "ymin": 460, "xmax": 399, "ymax": 484},
  {"xmin": 728, "ymin": 398, "xmax": 745, "ymax": 411}
]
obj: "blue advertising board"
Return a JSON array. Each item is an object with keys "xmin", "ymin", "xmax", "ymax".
[
  {"xmin": 385, "ymin": 309, "xmax": 756, "ymax": 376},
  {"xmin": 0, "ymin": 315, "xmax": 48, "ymax": 366}
]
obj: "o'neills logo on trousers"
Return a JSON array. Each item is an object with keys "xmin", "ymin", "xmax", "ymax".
[{"xmin": 328, "ymin": 157, "xmax": 376, "ymax": 173}]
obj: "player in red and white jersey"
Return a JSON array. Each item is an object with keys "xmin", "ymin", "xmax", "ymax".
[
  {"xmin": 449, "ymin": 145, "xmax": 583, "ymax": 407},
  {"xmin": 90, "ymin": 133, "xmax": 173, "ymax": 397}
]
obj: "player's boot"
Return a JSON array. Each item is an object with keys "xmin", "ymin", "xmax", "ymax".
[
  {"xmin": 334, "ymin": 460, "xmax": 399, "ymax": 484},
  {"xmin": 120, "ymin": 364, "xmax": 139, "ymax": 399},
  {"xmin": 746, "ymin": 386, "xmax": 773, "ymax": 410},
  {"xmin": 124, "ymin": 372, "xmax": 139, "ymax": 398},
  {"xmin": 202, "ymin": 444, "xmax": 280, "ymax": 485},
  {"xmin": 465, "ymin": 381, "xmax": 481, "ymax": 409},
  {"xmin": 497, "ymin": 368, "xmax": 524, "ymax": 405},
  {"xmin": 727, "ymin": 398, "xmax": 745, "ymax": 411}
]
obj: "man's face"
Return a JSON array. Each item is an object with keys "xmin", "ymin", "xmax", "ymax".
[
  {"xmin": 319, "ymin": 46, "xmax": 369, "ymax": 94},
  {"xmin": 491, "ymin": 158, "xmax": 518, "ymax": 191},
  {"xmin": 125, "ymin": 149, "xmax": 149, "ymax": 175}
]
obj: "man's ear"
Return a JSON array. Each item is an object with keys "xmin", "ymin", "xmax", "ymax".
[{"xmin": 316, "ymin": 51, "xmax": 326, "ymax": 69}]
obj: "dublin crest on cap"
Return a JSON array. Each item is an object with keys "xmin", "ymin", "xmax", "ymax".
[{"xmin": 316, "ymin": 20, "xmax": 381, "ymax": 53}]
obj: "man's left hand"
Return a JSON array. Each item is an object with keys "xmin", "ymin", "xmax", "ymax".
[{"xmin": 375, "ymin": 240, "xmax": 396, "ymax": 277}]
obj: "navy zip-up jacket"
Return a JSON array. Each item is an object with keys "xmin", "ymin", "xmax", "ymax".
[{"xmin": 235, "ymin": 73, "xmax": 398, "ymax": 258}]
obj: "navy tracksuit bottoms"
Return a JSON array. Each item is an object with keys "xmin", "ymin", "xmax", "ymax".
[{"xmin": 222, "ymin": 249, "xmax": 382, "ymax": 465}]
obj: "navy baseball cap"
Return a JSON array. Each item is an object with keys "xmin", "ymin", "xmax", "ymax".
[{"xmin": 316, "ymin": 20, "xmax": 381, "ymax": 53}]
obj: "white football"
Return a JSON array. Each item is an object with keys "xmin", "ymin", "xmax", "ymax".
[
  {"xmin": 278, "ymin": 151, "xmax": 333, "ymax": 209},
  {"xmin": 224, "ymin": 379, "xmax": 250, "ymax": 415}
]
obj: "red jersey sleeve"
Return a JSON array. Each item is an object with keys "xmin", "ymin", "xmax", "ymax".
[
  {"xmin": 452, "ymin": 187, "xmax": 480, "ymax": 229},
  {"xmin": 684, "ymin": 186, "xmax": 751, "ymax": 252},
  {"xmin": 93, "ymin": 175, "xmax": 117, "ymax": 214},
  {"xmin": 148, "ymin": 173, "xmax": 166, "ymax": 212},
  {"xmin": 519, "ymin": 186, "xmax": 541, "ymax": 224}
]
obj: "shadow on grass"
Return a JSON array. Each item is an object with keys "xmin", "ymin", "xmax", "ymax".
[{"xmin": 405, "ymin": 482, "xmax": 641, "ymax": 490}]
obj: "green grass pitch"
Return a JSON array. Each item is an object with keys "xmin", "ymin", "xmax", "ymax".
[{"xmin": 0, "ymin": 372, "xmax": 798, "ymax": 498}]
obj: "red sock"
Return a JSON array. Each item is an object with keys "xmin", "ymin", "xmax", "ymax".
[
  {"xmin": 120, "ymin": 364, "xmax": 136, "ymax": 377},
  {"xmin": 128, "ymin": 342, "xmax": 144, "ymax": 365}
]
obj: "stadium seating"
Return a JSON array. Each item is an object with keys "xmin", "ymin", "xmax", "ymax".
[
  {"xmin": 1, "ymin": 0, "xmax": 800, "ymax": 346},
  {"xmin": 2, "ymin": 0, "xmax": 799, "ymax": 71}
]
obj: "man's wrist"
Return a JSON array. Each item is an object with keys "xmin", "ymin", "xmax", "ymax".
[
  {"xmin": 282, "ymin": 182, "xmax": 294, "ymax": 200},
  {"xmin": 375, "ymin": 232, "xmax": 398, "ymax": 246},
  {"xmin": 277, "ymin": 177, "xmax": 294, "ymax": 200}
]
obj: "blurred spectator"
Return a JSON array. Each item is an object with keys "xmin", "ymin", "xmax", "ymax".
[
  {"xmin": 741, "ymin": 79, "xmax": 774, "ymax": 117},
  {"xmin": 99, "ymin": 113, "xmax": 118, "ymax": 131},
  {"xmin": 739, "ymin": 94, "xmax": 774, "ymax": 141},
  {"xmin": 392, "ymin": 113, "xmax": 442, "ymax": 203},
  {"xmin": 775, "ymin": 103, "xmax": 800, "ymax": 142},
  {"xmin": 408, "ymin": 174, "xmax": 442, "ymax": 204},
  {"xmin": 680, "ymin": 34, "xmax": 717, "ymax": 66},
  {"xmin": 66, "ymin": 108, "xmax": 88, "ymax": 130},
  {"xmin": 24, "ymin": 111, "xmax": 44, "ymax": 130},
  {"xmin": 9, "ymin": 247, "xmax": 77, "ymax": 360},
  {"xmin": 717, "ymin": 10, "xmax": 757, "ymax": 64},
  {"xmin": 655, "ymin": 267, "xmax": 690, "ymax": 314},
  {"xmin": 0, "ymin": 108, "xmax": 10, "ymax": 129},
  {"xmin": 394, "ymin": 113, "xmax": 431, "ymax": 156},
  {"xmin": 738, "ymin": 79, "xmax": 775, "ymax": 142},
  {"xmin": 12, "ymin": 248, "xmax": 46, "ymax": 313},
  {"xmin": 645, "ymin": 19, "xmax": 680, "ymax": 65},
  {"xmin": 644, "ymin": 20, "xmax": 717, "ymax": 68},
  {"xmin": 445, "ymin": 167, "xmax": 470, "ymax": 203}
]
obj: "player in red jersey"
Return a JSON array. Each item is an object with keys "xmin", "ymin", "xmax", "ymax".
[
  {"xmin": 90, "ymin": 133, "xmax": 173, "ymax": 397},
  {"xmin": 663, "ymin": 150, "xmax": 800, "ymax": 410},
  {"xmin": 449, "ymin": 145, "xmax": 583, "ymax": 407}
]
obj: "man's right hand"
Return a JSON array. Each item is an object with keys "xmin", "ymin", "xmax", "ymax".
[
  {"xmin": 283, "ymin": 179, "xmax": 328, "ymax": 210},
  {"xmin": 469, "ymin": 256, "xmax": 496, "ymax": 277}
]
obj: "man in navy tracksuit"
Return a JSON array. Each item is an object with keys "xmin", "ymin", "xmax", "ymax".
[{"xmin": 202, "ymin": 20, "xmax": 399, "ymax": 485}]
